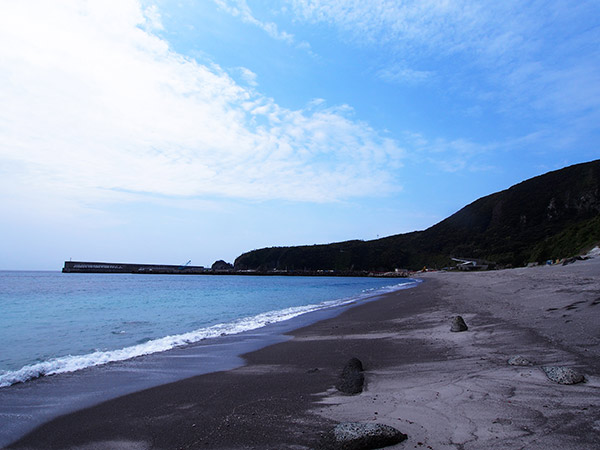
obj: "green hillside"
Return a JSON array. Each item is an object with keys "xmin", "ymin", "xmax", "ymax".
[{"xmin": 234, "ymin": 160, "xmax": 600, "ymax": 271}]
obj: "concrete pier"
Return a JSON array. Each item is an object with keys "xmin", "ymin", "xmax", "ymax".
[{"xmin": 62, "ymin": 261, "xmax": 208, "ymax": 274}]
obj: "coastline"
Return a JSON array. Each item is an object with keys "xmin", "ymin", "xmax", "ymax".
[
  {"xmin": 0, "ymin": 279, "xmax": 418, "ymax": 448},
  {"xmin": 7, "ymin": 259, "xmax": 600, "ymax": 449},
  {"xmin": 0, "ymin": 275, "xmax": 414, "ymax": 389}
]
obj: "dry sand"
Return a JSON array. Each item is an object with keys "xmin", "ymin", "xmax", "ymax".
[
  {"xmin": 319, "ymin": 258, "xmax": 600, "ymax": 449},
  {"xmin": 7, "ymin": 257, "xmax": 600, "ymax": 449}
]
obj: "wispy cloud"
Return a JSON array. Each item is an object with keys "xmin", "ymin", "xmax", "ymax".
[
  {"xmin": 401, "ymin": 132, "xmax": 495, "ymax": 173},
  {"xmin": 289, "ymin": 0, "xmax": 484, "ymax": 55},
  {"xmin": 213, "ymin": 0, "xmax": 313, "ymax": 53},
  {"xmin": 289, "ymin": 0, "xmax": 600, "ymax": 122},
  {"xmin": 376, "ymin": 65, "xmax": 434, "ymax": 85},
  {"xmin": 236, "ymin": 67, "xmax": 259, "ymax": 86},
  {"xmin": 0, "ymin": 0, "xmax": 404, "ymax": 215},
  {"xmin": 213, "ymin": 0, "xmax": 294, "ymax": 44}
]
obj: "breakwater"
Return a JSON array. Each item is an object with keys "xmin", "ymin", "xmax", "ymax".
[
  {"xmin": 62, "ymin": 261, "xmax": 208, "ymax": 274},
  {"xmin": 62, "ymin": 261, "xmax": 410, "ymax": 277}
]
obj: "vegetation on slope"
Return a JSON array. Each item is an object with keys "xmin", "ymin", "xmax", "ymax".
[{"xmin": 235, "ymin": 160, "xmax": 600, "ymax": 271}]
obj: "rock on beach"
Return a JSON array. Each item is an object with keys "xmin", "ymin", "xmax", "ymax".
[
  {"xmin": 542, "ymin": 366, "xmax": 585, "ymax": 384},
  {"xmin": 321, "ymin": 422, "xmax": 407, "ymax": 450},
  {"xmin": 336, "ymin": 357, "xmax": 365, "ymax": 394},
  {"xmin": 508, "ymin": 355, "xmax": 533, "ymax": 366},
  {"xmin": 450, "ymin": 315, "xmax": 468, "ymax": 332}
]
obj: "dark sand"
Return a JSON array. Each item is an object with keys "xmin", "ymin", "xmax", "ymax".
[{"xmin": 7, "ymin": 257, "xmax": 600, "ymax": 449}]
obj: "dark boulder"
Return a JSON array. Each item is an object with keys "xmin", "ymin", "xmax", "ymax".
[
  {"xmin": 450, "ymin": 315, "xmax": 468, "ymax": 332},
  {"xmin": 542, "ymin": 366, "xmax": 585, "ymax": 384},
  {"xmin": 336, "ymin": 357, "xmax": 364, "ymax": 394},
  {"xmin": 320, "ymin": 422, "xmax": 407, "ymax": 450}
]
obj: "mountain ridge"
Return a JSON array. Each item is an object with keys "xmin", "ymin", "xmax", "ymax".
[{"xmin": 234, "ymin": 160, "xmax": 600, "ymax": 271}]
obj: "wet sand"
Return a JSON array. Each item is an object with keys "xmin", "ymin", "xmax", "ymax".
[{"xmin": 8, "ymin": 258, "xmax": 600, "ymax": 449}]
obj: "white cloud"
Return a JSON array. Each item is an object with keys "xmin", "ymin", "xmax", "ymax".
[
  {"xmin": 142, "ymin": 4, "xmax": 164, "ymax": 31},
  {"xmin": 0, "ymin": 0, "xmax": 405, "ymax": 215}
]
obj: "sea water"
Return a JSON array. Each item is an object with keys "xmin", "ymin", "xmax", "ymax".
[{"xmin": 0, "ymin": 271, "xmax": 417, "ymax": 388}]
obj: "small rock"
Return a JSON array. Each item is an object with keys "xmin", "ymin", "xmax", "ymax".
[
  {"xmin": 321, "ymin": 422, "xmax": 407, "ymax": 450},
  {"xmin": 450, "ymin": 315, "xmax": 468, "ymax": 332},
  {"xmin": 336, "ymin": 357, "xmax": 364, "ymax": 394},
  {"xmin": 508, "ymin": 355, "xmax": 533, "ymax": 366},
  {"xmin": 542, "ymin": 366, "xmax": 585, "ymax": 384}
]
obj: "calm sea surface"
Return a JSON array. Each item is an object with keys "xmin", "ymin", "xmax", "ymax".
[{"xmin": 0, "ymin": 271, "xmax": 417, "ymax": 387}]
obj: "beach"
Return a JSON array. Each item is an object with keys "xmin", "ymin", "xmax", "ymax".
[{"xmin": 7, "ymin": 258, "xmax": 600, "ymax": 449}]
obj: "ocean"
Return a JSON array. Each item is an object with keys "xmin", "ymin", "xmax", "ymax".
[
  {"xmin": 0, "ymin": 271, "xmax": 417, "ymax": 388},
  {"xmin": 0, "ymin": 271, "xmax": 419, "ymax": 445}
]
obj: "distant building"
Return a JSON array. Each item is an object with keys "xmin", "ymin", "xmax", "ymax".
[{"xmin": 451, "ymin": 257, "xmax": 496, "ymax": 271}]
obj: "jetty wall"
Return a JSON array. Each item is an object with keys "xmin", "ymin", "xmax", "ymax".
[
  {"xmin": 62, "ymin": 261, "xmax": 208, "ymax": 274},
  {"xmin": 62, "ymin": 261, "xmax": 410, "ymax": 277}
]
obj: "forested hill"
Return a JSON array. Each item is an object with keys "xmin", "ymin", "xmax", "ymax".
[{"xmin": 234, "ymin": 160, "xmax": 600, "ymax": 271}]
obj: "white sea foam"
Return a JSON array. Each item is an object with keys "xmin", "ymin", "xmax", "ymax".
[{"xmin": 0, "ymin": 279, "xmax": 418, "ymax": 388}]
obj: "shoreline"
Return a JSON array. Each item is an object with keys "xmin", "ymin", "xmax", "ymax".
[
  {"xmin": 7, "ymin": 259, "xmax": 600, "ymax": 449},
  {"xmin": 0, "ymin": 277, "xmax": 417, "ymax": 389},
  {"xmin": 0, "ymin": 280, "xmax": 419, "ymax": 447}
]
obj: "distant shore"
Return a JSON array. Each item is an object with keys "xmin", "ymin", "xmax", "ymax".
[
  {"xmin": 10, "ymin": 258, "xmax": 600, "ymax": 449},
  {"xmin": 61, "ymin": 260, "xmax": 411, "ymax": 277}
]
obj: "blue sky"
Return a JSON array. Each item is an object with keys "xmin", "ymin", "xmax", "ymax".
[{"xmin": 1, "ymin": 0, "xmax": 598, "ymax": 270}]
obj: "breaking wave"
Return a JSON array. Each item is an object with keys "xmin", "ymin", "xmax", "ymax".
[{"xmin": 0, "ymin": 279, "xmax": 419, "ymax": 388}]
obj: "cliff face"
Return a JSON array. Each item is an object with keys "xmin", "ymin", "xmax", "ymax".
[{"xmin": 235, "ymin": 160, "xmax": 600, "ymax": 271}]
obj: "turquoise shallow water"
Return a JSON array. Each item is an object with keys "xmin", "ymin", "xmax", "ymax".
[{"xmin": 0, "ymin": 271, "xmax": 416, "ymax": 387}]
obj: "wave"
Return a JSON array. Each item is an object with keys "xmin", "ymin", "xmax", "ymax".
[{"xmin": 0, "ymin": 279, "xmax": 419, "ymax": 388}]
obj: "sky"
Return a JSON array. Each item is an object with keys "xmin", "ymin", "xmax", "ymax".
[{"xmin": 1, "ymin": 0, "xmax": 599, "ymax": 270}]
